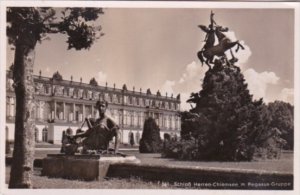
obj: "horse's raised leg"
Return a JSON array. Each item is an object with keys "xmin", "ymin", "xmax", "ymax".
[
  {"xmin": 239, "ymin": 42, "xmax": 245, "ymax": 50},
  {"xmin": 235, "ymin": 41, "xmax": 245, "ymax": 52},
  {"xmin": 222, "ymin": 55, "xmax": 230, "ymax": 66},
  {"xmin": 229, "ymin": 49, "xmax": 238, "ymax": 65},
  {"xmin": 205, "ymin": 58, "xmax": 211, "ymax": 69},
  {"xmin": 197, "ymin": 50, "xmax": 205, "ymax": 65}
]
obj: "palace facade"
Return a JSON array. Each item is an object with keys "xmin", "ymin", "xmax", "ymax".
[{"xmin": 6, "ymin": 71, "xmax": 181, "ymax": 145}]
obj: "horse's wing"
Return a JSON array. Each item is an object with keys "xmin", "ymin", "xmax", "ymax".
[{"xmin": 198, "ymin": 25, "xmax": 209, "ymax": 32}]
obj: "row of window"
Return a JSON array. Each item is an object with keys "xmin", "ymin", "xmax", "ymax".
[
  {"xmin": 6, "ymin": 99, "xmax": 181, "ymax": 130},
  {"xmin": 35, "ymin": 83, "xmax": 179, "ymax": 110},
  {"xmin": 7, "ymin": 79, "xmax": 179, "ymax": 110}
]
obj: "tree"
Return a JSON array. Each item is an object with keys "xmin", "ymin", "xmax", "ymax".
[
  {"xmin": 179, "ymin": 64, "xmax": 283, "ymax": 161},
  {"xmin": 7, "ymin": 7, "xmax": 103, "ymax": 188},
  {"xmin": 267, "ymin": 101, "xmax": 294, "ymax": 150},
  {"xmin": 139, "ymin": 117, "xmax": 162, "ymax": 153}
]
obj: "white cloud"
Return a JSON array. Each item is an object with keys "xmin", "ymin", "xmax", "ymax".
[
  {"xmin": 161, "ymin": 80, "xmax": 175, "ymax": 94},
  {"xmin": 243, "ymin": 68, "xmax": 280, "ymax": 101},
  {"xmin": 180, "ymin": 93, "xmax": 194, "ymax": 111},
  {"xmin": 161, "ymin": 61, "xmax": 207, "ymax": 111},
  {"xmin": 223, "ymin": 31, "xmax": 252, "ymax": 67},
  {"xmin": 45, "ymin": 67, "xmax": 50, "ymax": 73},
  {"xmin": 178, "ymin": 61, "xmax": 207, "ymax": 84},
  {"xmin": 278, "ymin": 88, "xmax": 294, "ymax": 105},
  {"xmin": 97, "ymin": 71, "xmax": 107, "ymax": 84}
]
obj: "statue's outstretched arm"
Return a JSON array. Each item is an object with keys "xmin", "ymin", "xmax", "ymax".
[
  {"xmin": 74, "ymin": 128, "xmax": 93, "ymax": 138},
  {"xmin": 198, "ymin": 25, "xmax": 209, "ymax": 33}
]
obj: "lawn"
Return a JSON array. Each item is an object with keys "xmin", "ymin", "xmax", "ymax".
[
  {"xmin": 133, "ymin": 151, "xmax": 293, "ymax": 174},
  {"xmin": 5, "ymin": 166, "xmax": 171, "ymax": 189},
  {"xmin": 5, "ymin": 150, "xmax": 293, "ymax": 189}
]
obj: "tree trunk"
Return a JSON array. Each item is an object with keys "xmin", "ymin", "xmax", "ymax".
[{"xmin": 9, "ymin": 39, "xmax": 36, "ymax": 188}]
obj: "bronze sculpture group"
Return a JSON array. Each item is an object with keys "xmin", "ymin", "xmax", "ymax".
[
  {"xmin": 62, "ymin": 100, "xmax": 120, "ymax": 155},
  {"xmin": 197, "ymin": 11, "xmax": 244, "ymax": 69}
]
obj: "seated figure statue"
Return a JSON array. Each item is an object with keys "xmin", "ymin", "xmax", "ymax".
[{"xmin": 64, "ymin": 100, "xmax": 119, "ymax": 155}]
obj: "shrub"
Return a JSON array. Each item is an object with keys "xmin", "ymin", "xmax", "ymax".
[
  {"xmin": 139, "ymin": 117, "xmax": 162, "ymax": 153},
  {"xmin": 162, "ymin": 138, "xmax": 198, "ymax": 160}
]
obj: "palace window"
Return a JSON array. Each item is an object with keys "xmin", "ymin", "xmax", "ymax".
[
  {"xmin": 118, "ymin": 110, "xmax": 123, "ymax": 125},
  {"xmin": 128, "ymin": 96, "xmax": 132, "ymax": 105},
  {"xmin": 87, "ymin": 90, "xmax": 92, "ymax": 99},
  {"xmin": 124, "ymin": 111, "xmax": 128, "ymax": 125},
  {"xmin": 141, "ymin": 98, "xmax": 145, "ymax": 106},
  {"xmin": 78, "ymin": 89, "xmax": 83, "ymax": 98},
  {"xmin": 145, "ymin": 99, "xmax": 149, "ymax": 106},
  {"xmin": 45, "ymin": 84, "xmax": 51, "ymax": 94},
  {"xmin": 42, "ymin": 128, "xmax": 48, "ymax": 142},
  {"xmin": 35, "ymin": 128, "xmax": 39, "ymax": 143},
  {"xmin": 136, "ymin": 131, "xmax": 141, "ymax": 143},
  {"xmin": 124, "ymin": 96, "xmax": 128, "ymax": 104},
  {"xmin": 117, "ymin": 94, "xmax": 121, "ymax": 104},
  {"xmin": 112, "ymin": 94, "xmax": 117, "ymax": 103}
]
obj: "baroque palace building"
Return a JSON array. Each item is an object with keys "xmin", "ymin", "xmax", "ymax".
[{"xmin": 6, "ymin": 70, "xmax": 181, "ymax": 145}]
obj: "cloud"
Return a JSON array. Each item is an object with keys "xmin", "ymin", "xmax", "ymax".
[
  {"xmin": 45, "ymin": 67, "xmax": 50, "ymax": 73},
  {"xmin": 278, "ymin": 88, "xmax": 294, "ymax": 105},
  {"xmin": 180, "ymin": 93, "xmax": 194, "ymax": 111},
  {"xmin": 178, "ymin": 61, "xmax": 207, "ymax": 84},
  {"xmin": 97, "ymin": 71, "xmax": 107, "ymax": 84},
  {"xmin": 161, "ymin": 61, "xmax": 207, "ymax": 111},
  {"xmin": 161, "ymin": 80, "xmax": 175, "ymax": 95},
  {"xmin": 223, "ymin": 31, "xmax": 252, "ymax": 67},
  {"xmin": 243, "ymin": 68, "xmax": 280, "ymax": 101}
]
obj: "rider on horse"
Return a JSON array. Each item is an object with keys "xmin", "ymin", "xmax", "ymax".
[{"xmin": 197, "ymin": 11, "xmax": 244, "ymax": 68}]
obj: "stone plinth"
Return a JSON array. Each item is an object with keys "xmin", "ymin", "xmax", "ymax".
[{"xmin": 42, "ymin": 154, "xmax": 140, "ymax": 181}]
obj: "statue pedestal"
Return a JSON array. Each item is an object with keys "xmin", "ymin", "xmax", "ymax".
[{"xmin": 41, "ymin": 154, "xmax": 140, "ymax": 181}]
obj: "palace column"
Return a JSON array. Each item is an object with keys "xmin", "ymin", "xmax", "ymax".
[
  {"xmin": 91, "ymin": 105, "xmax": 94, "ymax": 118},
  {"xmin": 73, "ymin": 103, "xmax": 76, "ymax": 121},
  {"xmin": 54, "ymin": 100, "xmax": 57, "ymax": 119},
  {"xmin": 6, "ymin": 98, "xmax": 10, "ymax": 117},
  {"xmin": 82, "ymin": 104, "xmax": 85, "ymax": 119},
  {"xmin": 38, "ymin": 101, "xmax": 41, "ymax": 119},
  {"xmin": 9, "ymin": 98, "xmax": 13, "ymax": 117},
  {"xmin": 63, "ymin": 102, "xmax": 65, "ymax": 120}
]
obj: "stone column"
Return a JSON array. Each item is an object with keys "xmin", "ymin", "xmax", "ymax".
[
  {"xmin": 37, "ymin": 101, "xmax": 41, "ymax": 119},
  {"xmin": 91, "ymin": 105, "xmax": 94, "ymax": 118},
  {"xmin": 7, "ymin": 98, "xmax": 11, "ymax": 117},
  {"xmin": 10, "ymin": 98, "xmax": 14, "ymax": 117},
  {"xmin": 54, "ymin": 101, "xmax": 57, "ymax": 119},
  {"xmin": 63, "ymin": 102, "xmax": 65, "ymax": 120},
  {"xmin": 73, "ymin": 103, "xmax": 76, "ymax": 121},
  {"xmin": 82, "ymin": 104, "xmax": 85, "ymax": 119}
]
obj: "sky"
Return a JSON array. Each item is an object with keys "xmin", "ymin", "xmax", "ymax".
[{"xmin": 6, "ymin": 8, "xmax": 295, "ymax": 110}]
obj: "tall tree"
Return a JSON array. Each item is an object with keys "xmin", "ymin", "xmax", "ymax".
[
  {"xmin": 180, "ymin": 64, "xmax": 283, "ymax": 161},
  {"xmin": 7, "ymin": 7, "xmax": 103, "ymax": 188},
  {"xmin": 139, "ymin": 117, "xmax": 162, "ymax": 153},
  {"xmin": 267, "ymin": 101, "xmax": 294, "ymax": 150}
]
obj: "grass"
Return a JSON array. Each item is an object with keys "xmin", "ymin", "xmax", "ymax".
[
  {"xmin": 7, "ymin": 150, "xmax": 293, "ymax": 173},
  {"xmin": 122, "ymin": 151, "xmax": 293, "ymax": 173},
  {"xmin": 5, "ymin": 150, "xmax": 293, "ymax": 189},
  {"xmin": 5, "ymin": 166, "xmax": 172, "ymax": 189}
]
